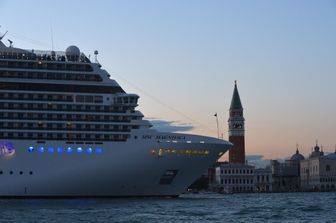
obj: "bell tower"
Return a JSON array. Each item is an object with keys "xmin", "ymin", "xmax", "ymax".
[{"xmin": 228, "ymin": 81, "xmax": 245, "ymax": 164}]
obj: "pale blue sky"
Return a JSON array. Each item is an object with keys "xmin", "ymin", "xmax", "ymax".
[{"xmin": 1, "ymin": 0, "xmax": 336, "ymax": 158}]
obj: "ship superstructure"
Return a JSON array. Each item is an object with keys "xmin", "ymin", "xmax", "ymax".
[{"xmin": 0, "ymin": 34, "xmax": 231, "ymax": 197}]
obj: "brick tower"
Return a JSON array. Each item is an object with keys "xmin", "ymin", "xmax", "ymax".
[{"xmin": 228, "ymin": 81, "xmax": 245, "ymax": 164}]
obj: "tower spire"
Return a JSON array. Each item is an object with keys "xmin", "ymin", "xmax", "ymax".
[
  {"xmin": 296, "ymin": 143, "xmax": 299, "ymax": 154},
  {"xmin": 230, "ymin": 81, "xmax": 243, "ymax": 110}
]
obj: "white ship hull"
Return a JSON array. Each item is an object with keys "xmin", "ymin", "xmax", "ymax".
[
  {"xmin": 0, "ymin": 37, "xmax": 232, "ymax": 197},
  {"xmin": 0, "ymin": 130, "xmax": 231, "ymax": 197}
]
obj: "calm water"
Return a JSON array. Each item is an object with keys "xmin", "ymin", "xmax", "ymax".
[{"xmin": 0, "ymin": 192, "xmax": 335, "ymax": 222}]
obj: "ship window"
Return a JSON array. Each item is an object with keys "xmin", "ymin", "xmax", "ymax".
[
  {"xmin": 29, "ymin": 171, "xmax": 33, "ymax": 175},
  {"xmin": 85, "ymin": 96, "xmax": 94, "ymax": 103},
  {"xmin": 9, "ymin": 171, "xmax": 13, "ymax": 175},
  {"xmin": 19, "ymin": 171, "xmax": 23, "ymax": 175},
  {"xmin": 94, "ymin": 96, "xmax": 103, "ymax": 103},
  {"xmin": 76, "ymin": 95, "xmax": 85, "ymax": 102},
  {"xmin": 0, "ymin": 171, "xmax": 2, "ymax": 174}
]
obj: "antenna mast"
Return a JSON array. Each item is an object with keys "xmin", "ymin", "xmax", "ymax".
[
  {"xmin": 0, "ymin": 26, "xmax": 8, "ymax": 41},
  {"xmin": 50, "ymin": 25, "xmax": 54, "ymax": 52},
  {"xmin": 94, "ymin": 50, "xmax": 99, "ymax": 63},
  {"xmin": 7, "ymin": 39, "xmax": 13, "ymax": 47},
  {"xmin": 214, "ymin": 113, "xmax": 220, "ymax": 139}
]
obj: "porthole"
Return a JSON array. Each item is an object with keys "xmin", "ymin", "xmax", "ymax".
[
  {"xmin": 0, "ymin": 171, "xmax": 3, "ymax": 174},
  {"xmin": 19, "ymin": 171, "xmax": 23, "ymax": 175},
  {"xmin": 23, "ymin": 146, "xmax": 106, "ymax": 155},
  {"xmin": 28, "ymin": 146, "xmax": 34, "ymax": 152},
  {"xmin": 29, "ymin": 171, "xmax": 33, "ymax": 175},
  {"xmin": 9, "ymin": 171, "xmax": 13, "ymax": 175}
]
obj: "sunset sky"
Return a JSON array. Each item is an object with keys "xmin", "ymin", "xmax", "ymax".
[{"xmin": 0, "ymin": 0, "xmax": 335, "ymax": 160}]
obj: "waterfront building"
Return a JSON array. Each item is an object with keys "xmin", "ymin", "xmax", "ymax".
[
  {"xmin": 215, "ymin": 162, "xmax": 255, "ymax": 193},
  {"xmin": 254, "ymin": 167, "xmax": 272, "ymax": 192},
  {"xmin": 228, "ymin": 81, "xmax": 245, "ymax": 164},
  {"xmin": 271, "ymin": 147, "xmax": 304, "ymax": 192},
  {"xmin": 300, "ymin": 144, "xmax": 336, "ymax": 192}
]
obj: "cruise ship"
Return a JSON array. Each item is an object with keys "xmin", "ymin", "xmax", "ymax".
[{"xmin": 0, "ymin": 31, "xmax": 232, "ymax": 197}]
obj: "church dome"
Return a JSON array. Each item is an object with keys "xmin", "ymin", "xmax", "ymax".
[
  {"xmin": 291, "ymin": 149, "xmax": 305, "ymax": 161},
  {"xmin": 326, "ymin": 151, "xmax": 336, "ymax": 160},
  {"xmin": 310, "ymin": 143, "xmax": 324, "ymax": 158}
]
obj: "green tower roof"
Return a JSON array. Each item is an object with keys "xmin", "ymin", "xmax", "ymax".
[{"xmin": 230, "ymin": 81, "xmax": 243, "ymax": 110}]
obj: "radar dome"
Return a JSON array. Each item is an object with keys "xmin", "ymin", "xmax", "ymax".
[{"xmin": 65, "ymin": 45, "xmax": 80, "ymax": 61}]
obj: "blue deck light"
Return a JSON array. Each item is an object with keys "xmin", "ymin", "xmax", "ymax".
[
  {"xmin": 77, "ymin": 147, "xmax": 83, "ymax": 153},
  {"xmin": 48, "ymin": 147, "xmax": 54, "ymax": 153},
  {"xmin": 67, "ymin": 147, "xmax": 73, "ymax": 153},
  {"xmin": 96, "ymin": 148, "xmax": 102, "ymax": 154},
  {"xmin": 28, "ymin": 146, "xmax": 34, "ymax": 152},
  {"xmin": 38, "ymin": 147, "xmax": 44, "ymax": 153},
  {"xmin": 87, "ymin": 148, "xmax": 93, "ymax": 154},
  {"xmin": 57, "ymin": 147, "xmax": 64, "ymax": 153}
]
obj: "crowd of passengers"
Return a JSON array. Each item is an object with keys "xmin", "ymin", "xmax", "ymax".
[{"xmin": 0, "ymin": 52, "xmax": 91, "ymax": 63}]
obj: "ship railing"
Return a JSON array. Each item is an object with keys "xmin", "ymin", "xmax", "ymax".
[{"xmin": 0, "ymin": 50, "xmax": 91, "ymax": 63}]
